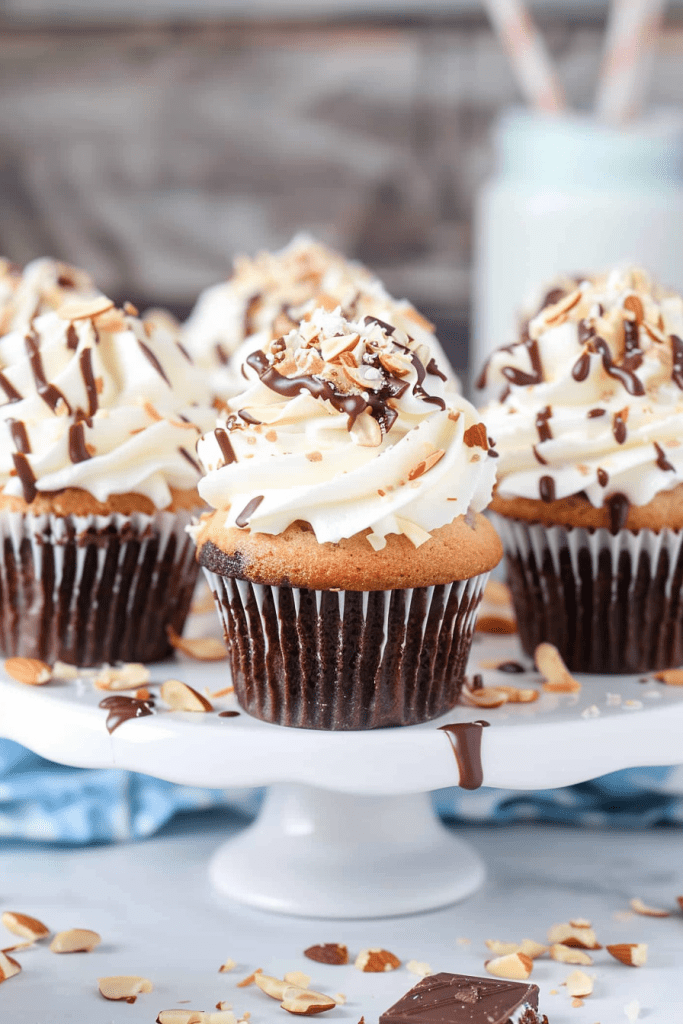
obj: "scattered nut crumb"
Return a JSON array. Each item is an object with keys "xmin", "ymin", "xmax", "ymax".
[
  {"xmin": 237, "ymin": 969, "xmax": 262, "ymax": 988},
  {"xmin": 284, "ymin": 971, "xmax": 311, "ymax": 990},
  {"xmin": 0, "ymin": 952, "xmax": 21, "ymax": 983},
  {"xmin": 563, "ymin": 969, "xmax": 594, "ymax": 998},
  {"xmin": 355, "ymin": 948, "xmax": 401, "ymax": 972},
  {"xmin": 582, "ymin": 705, "xmax": 600, "ymax": 718},
  {"xmin": 98, "ymin": 976, "xmax": 153, "ymax": 1003},
  {"xmin": 520, "ymin": 939, "xmax": 548, "ymax": 960},
  {"xmin": 304, "ymin": 943, "xmax": 348, "ymax": 965},
  {"xmin": 654, "ymin": 669, "xmax": 683, "ymax": 686},
  {"xmin": 52, "ymin": 661, "xmax": 80, "ymax": 680},
  {"xmin": 406, "ymin": 960, "xmax": 432, "ymax": 976},
  {"xmin": 550, "ymin": 944, "xmax": 593, "ymax": 965},
  {"xmin": 547, "ymin": 923, "xmax": 601, "ymax": 949},
  {"xmin": 485, "ymin": 940, "xmax": 521, "ymax": 957},
  {"xmin": 456, "ymin": 937, "xmax": 471, "ymax": 946},
  {"xmin": 624, "ymin": 999, "xmax": 641, "ymax": 1022},
  {"xmin": 93, "ymin": 663, "xmax": 150, "ymax": 691},
  {"xmin": 218, "ymin": 958, "xmax": 236, "ymax": 973},
  {"xmin": 629, "ymin": 897, "xmax": 669, "ymax": 918}
]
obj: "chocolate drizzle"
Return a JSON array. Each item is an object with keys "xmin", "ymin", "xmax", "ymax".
[
  {"xmin": 0, "ymin": 370, "xmax": 21, "ymax": 404},
  {"xmin": 8, "ymin": 419, "xmax": 30, "ymax": 454},
  {"xmin": 501, "ymin": 338, "xmax": 544, "ymax": 387},
  {"xmin": 66, "ymin": 324, "xmax": 79, "ymax": 350},
  {"xmin": 215, "ymin": 426, "xmax": 237, "ymax": 466},
  {"xmin": 137, "ymin": 339, "xmax": 171, "ymax": 386},
  {"xmin": 79, "ymin": 348, "xmax": 98, "ymax": 417},
  {"xmin": 672, "ymin": 334, "xmax": 683, "ymax": 389},
  {"xmin": 68, "ymin": 421, "xmax": 91, "ymax": 463},
  {"xmin": 237, "ymin": 409, "xmax": 262, "ymax": 425},
  {"xmin": 178, "ymin": 446, "xmax": 201, "ymax": 473},
  {"xmin": 539, "ymin": 475, "xmax": 556, "ymax": 503},
  {"xmin": 622, "ymin": 318, "xmax": 643, "ymax": 371},
  {"xmin": 99, "ymin": 695, "xmax": 155, "ymax": 734},
  {"xmin": 572, "ymin": 349, "xmax": 591, "ymax": 382},
  {"xmin": 532, "ymin": 445, "xmax": 548, "ymax": 466},
  {"xmin": 235, "ymin": 494, "xmax": 264, "ymax": 528},
  {"xmin": 535, "ymin": 405, "xmax": 552, "ymax": 442},
  {"xmin": 363, "ymin": 314, "xmax": 395, "ymax": 335},
  {"xmin": 587, "ymin": 407, "xmax": 605, "ymax": 418},
  {"xmin": 11, "ymin": 452, "xmax": 36, "ymax": 502},
  {"xmin": 606, "ymin": 492, "xmax": 630, "ymax": 533},
  {"xmin": 439, "ymin": 721, "xmax": 489, "ymax": 790},
  {"xmin": 597, "ymin": 467, "xmax": 609, "ymax": 487},
  {"xmin": 25, "ymin": 334, "xmax": 71, "ymax": 414},
  {"xmin": 593, "ymin": 336, "xmax": 645, "ymax": 396},
  {"xmin": 426, "ymin": 357, "xmax": 447, "ymax": 381},
  {"xmin": 654, "ymin": 441, "xmax": 675, "ymax": 472},
  {"xmin": 577, "ymin": 318, "xmax": 595, "ymax": 344},
  {"xmin": 613, "ymin": 410, "xmax": 628, "ymax": 444}
]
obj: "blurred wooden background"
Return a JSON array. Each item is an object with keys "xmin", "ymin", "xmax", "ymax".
[{"xmin": 1, "ymin": 1, "xmax": 683, "ymax": 370}]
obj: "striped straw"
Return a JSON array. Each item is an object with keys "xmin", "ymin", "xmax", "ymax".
[
  {"xmin": 596, "ymin": 0, "xmax": 668, "ymax": 125},
  {"xmin": 483, "ymin": 0, "xmax": 566, "ymax": 114}
]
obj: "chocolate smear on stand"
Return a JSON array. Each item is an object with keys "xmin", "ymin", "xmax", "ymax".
[
  {"xmin": 606, "ymin": 493, "xmax": 630, "ymax": 534},
  {"xmin": 215, "ymin": 427, "xmax": 237, "ymax": 465},
  {"xmin": 597, "ymin": 467, "xmax": 609, "ymax": 487},
  {"xmin": 11, "ymin": 452, "xmax": 36, "ymax": 503},
  {"xmin": 99, "ymin": 695, "xmax": 155, "ymax": 734},
  {"xmin": 439, "ymin": 721, "xmax": 489, "ymax": 790},
  {"xmin": 68, "ymin": 422, "xmax": 91, "ymax": 463},
  {"xmin": 137, "ymin": 339, "xmax": 171, "ymax": 386},
  {"xmin": 218, "ymin": 710, "xmax": 240, "ymax": 718},
  {"xmin": 539, "ymin": 475, "xmax": 556, "ymax": 503},
  {"xmin": 235, "ymin": 494, "xmax": 264, "ymax": 528},
  {"xmin": 654, "ymin": 441, "xmax": 675, "ymax": 472},
  {"xmin": 497, "ymin": 660, "xmax": 526, "ymax": 673},
  {"xmin": 535, "ymin": 405, "xmax": 552, "ymax": 442},
  {"xmin": 8, "ymin": 419, "xmax": 30, "ymax": 454},
  {"xmin": 671, "ymin": 335, "xmax": 683, "ymax": 389}
]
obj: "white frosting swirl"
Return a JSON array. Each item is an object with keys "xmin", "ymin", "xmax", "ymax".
[
  {"xmin": 0, "ymin": 257, "xmax": 101, "ymax": 335},
  {"xmin": 197, "ymin": 307, "xmax": 495, "ymax": 549},
  {"xmin": 0, "ymin": 271, "xmax": 214, "ymax": 509},
  {"xmin": 183, "ymin": 234, "xmax": 459, "ymax": 399},
  {"xmin": 481, "ymin": 267, "xmax": 683, "ymax": 508}
]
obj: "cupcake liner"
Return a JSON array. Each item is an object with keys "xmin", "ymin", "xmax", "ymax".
[
  {"xmin": 0, "ymin": 509, "xmax": 199, "ymax": 666},
  {"xmin": 492, "ymin": 512, "xmax": 683, "ymax": 673},
  {"xmin": 202, "ymin": 570, "xmax": 488, "ymax": 730}
]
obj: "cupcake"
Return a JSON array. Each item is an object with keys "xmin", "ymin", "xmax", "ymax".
[
  {"xmin": 480, "ymin": 266, "xmax": 683, "ymax": 673},
  {"xmin": 182, "ymin": 234, "xmax": 458, "ymax": 400},
  {"xmin": 0, "ymin": 260, "xmax": 213, "ymax": 665},
  {"xmin": 194, "ymin": 306, "xmax": 501, "ymax": 730}
]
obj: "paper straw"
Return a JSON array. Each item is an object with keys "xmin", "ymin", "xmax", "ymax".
[
  {"xmin": 596, "ymin": 0, "xmax": 668, "ymax": 124},
  {"xmin": 483, "ymin": 0, "xmax": 566, "ymax": 114}
]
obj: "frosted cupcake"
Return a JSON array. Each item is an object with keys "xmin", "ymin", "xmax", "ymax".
[
  {"xmin": 194, "ymin": 306, "xmax": 500, "ymax": 729},
  {"xmin": 481, "ymin": 266, "xmax": 683, "ymax": 673},
  {"xmin": 0, "ymin": 262, "xmax": 213, "ymax": 665},
  {"xmin": 183, "ymin": 234, "xmax": 457, "ymax": 400}
]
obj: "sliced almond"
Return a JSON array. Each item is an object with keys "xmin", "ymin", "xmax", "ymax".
[
  {"xmin": 623, "ymin": 295, "xmax": 644, "ymax": 323},
  {"xmin": 536, "ymin": 643, "xmax": 581, "ymax": 692},
  {"xmin": 57, "ymin": 296, "xmax": 115, "ymax": 321},
  {"xmin": 379, "ymin": 351, "xmax": 412, "ymax": 377},
  {"xmin": 496, "ymin": 686, "xmax": 539, "ymax": 704},
  {"xmin": 52, "ymin": 661, "xmax": 81, "ymax": 680},
  {"xmin": 563, "ymin": 969, "xmax": 594, "ymax": 998},
  {"xmin": 569, "ymin": 918, "xmax": 592, "ymax": 928},
  {"xmin": 50, "ymin": 928, "xmax": 101, "ymax": 953},
  {"xmin": 93, "ymin": 663, "xmax": 151, "ymax": 691},
  {"xmin": 304, "ymin": 943, "xmax": 348, "ymax": 965},
  {"xmin": 4, "ymin": 657, "xmax": 52, "ymax": 686},
  {"xmin": 485, "ymin": 952, "xmax": 532, "ymax": 980},
  {"xmin": 156, "ymin": 1014, "xmax": 205, "ymax": 1024},
  {"xmin": 280, "ymin": 985, "xmax": 336, "ymax": 1016},
  {"xmin": 606, "ymin": 943, "xmax": 648, "ymax": 967},
  {"xmin": 2, "ymin": 941, "xmax": 35, "ymax": 953},
  {"xmin": 331, "ymin": 993, "xmax": 346, "ymax": 1005},
  {"xmin": 320, "ymin": 333, "xmax": 359, "ymax": 362},
  {"xmin": 550, "ymin": 944, "xmax": 593, "ymax": 965},
  {"xmin": 1, "ymin": 911, "xmax": 49, "ymax": 941},
  {"xmin": 354, "ymin": 947, "xmax": 400, "ymax": 972},
  {"xmin": 254, "ymin": 973, "xmax": 289, "ymax": 1000},
  {"xmin": 93, "ymin": 308, "xmax": 127, "ymax": 333},
  {"xmin": 462, "ymin": 687, "xmax": 509, "ymax": 708},
  {"xmin": 349, "ymin": 410, "xmax": 382, "ymax": 448},
  {"xmin": 167, "ymin": 626, "xmax": 228, "ymax": 662},
  {"xmin": 408, "ymin": 449, "xmax": 445, "ymax": 482},
  {"xmin": 463, "ymin": 423, "xmax": 488, "ymax": 449},
  {"xmin": 519, "ymin": 939, "xmax": 548, "ymax": 960},
  {"xmin": 218, "ymin": 958, "xmax": 237, "ymax": 973},
  {"xmin": 484, "ymin": 940, "xmax": 521, "ymax": 957},
  {"xmin": 236, "ymin": 969, "xmax": 262, "ymax": 988},
  {"xmin": 629, "ymin": 897, "xmax": 670, "ymax": 918},
  {"xmin": 284, "ymin": 971, "xmax": 311, "ymax": 989},
  {"xmin": 406, "ymin": 960, "xmax": 432, "ymax": 976},
  {"xmin": 98, "ymin": 976, "xmax": 153, "ymax": 1003},
  {"xmin": 0, "ymin": 952, "xmax": 21, "ymax": 982},
  {"xmin": 547, "ymin": 923, "xmax": 601, "ymax": 949},
  {"xmin": 654, "ymin": 669, "xmax": 683, "ymax": 685},
  {"xmin": 161, "ymin": 679, "xmax": 213, "ymax": 713}
]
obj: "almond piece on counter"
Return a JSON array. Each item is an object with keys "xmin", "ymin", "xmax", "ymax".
[
  {"xmin": 654, "ymin": 669, "xmax": 683, "ymax": 686},
  {"xmin": 624, "ymin": 1000, "xmax": 641, "ymax": 1022},
  {"xmin": 161, "ymin": 679, "xmax": 213, "ymax": 712},
  {"xmin": 535, "ymin": 643, "xmax": 582, "ymax": 693},
  {"xmin": 484, "ymin": 940, "xmax": 521, "ymax": 957},
  {"xmin": 98, "ymin": 976, "xmax": 153, "ymax": 1003},
  {"xmin": 549, "ymin": 944, "xmax": 593, "ymax": 965},
  {"xmin": 497, "ymin": 686, "xmax": 539, "ymax": 704},
  {"xmin": 564, "ymin": 969, "xmax": 594, "ymax": 998},
  {"xmin": 519, "ymin": 939, "xmax": 548, "ymax": 960},
  {"xmin": 167, "ymin": 626, "xmax": 228, "ymax": 662},
  {"xmin": 485, "ymin": 953, "xmax": 533, "ymax": 980},
  {"xmin": 4, "ymin": 657, "xmax": 52, "ymax": 686},
  {"xmin": 52, "ymin": 661, "xmax": 81, "ymax": 680},
  {"xmin": 93, "ymin": 663, "xmax": 151, "ymax": 691},
  {"xmin": 1, "ymin": 911, "xmax": 49, "ymax": 941},
  {"xmin": 331, "ymin": 993, "xmax": 346, "ymax": 1005},
  {"xmin": 547, "ymin": 923, "xmax": 601, "ymax": 949},
  {"xmin": 629, "ymin": 897, "xmax": 670, "ymax": 918},
  {"xmin": 218, "ymin": 958, "xmax": 237, "ymax": 973},
  {"xmin": 355, "ymin": 948, "xmax": 401, "ymax": 972},
  {"xmin": 678, "ymin": 895, "xmax": 683, "ymax": 913},
  {"xmin": 406, "ymin": 960, "xmax": 432, "ymax": 977},
  {"xmin": 607, "ymin": 943, "xmax": 648, "ymax": 967},
  {"xmin": 284, "ymin": 971, "xmax": 312, "ymax": 989},
  {"xmin": 254, "ymin": 973, "xmax": 290, "ymax": 1000},
  {"xmin": 156, "ymin": 1013, "xmax": 204, "ymax": 1024},
  {"xmin": 304, "ymin": 943, "xmax": 348, "ymax": 965},
  {"xmin": 236, "ymin": 969, "xmax": 262, "ymax": 988},
  {"xmin": 50, "ymin": 928, "xmax": 101, "ymax": 953},
  {"xmin": 0, "ymin": 952, "xmax": 21, "ymax": 982},
  {"xmin": 280, "ymin": 985, "xmax": 336, "ymax": 1016},
  {"xmin": 462, "ymin": 687, "xmax": 509, "ymax": 709},
  {"xmin": 475, "ymin": 615, "xmax": 517, "ymax": 635}
]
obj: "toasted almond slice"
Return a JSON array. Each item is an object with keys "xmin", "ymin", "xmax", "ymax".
[
  {"xmin": 4, "ymin": 657, "xmax": 52, "ymax": 686},
  {"xmin": 571, "ymin": 998, "xmax": 584, "ymax": 1008},
  {"xmin": 408, "ymin": 449, "xmax": 445, "ymax": 482},
  {"xmin": 519, "ymin": 939, "xmax": 548, "ymax": 960},
  {"xmin": 167, "ymin": 627, "xmax": 228, "ymax": 662},
  {"xmin": 215, "ymin": 1004, "xmax": 232, "ymax": 1012},
  {"xmin": 606, "ymin": 943, "xmax": 648, "ymax": 967},
  {"xmin": 320, "ymin": 333, "xmax": 359, "ymax": 362},
  {"xmin": 569, "ymin": 918, "xmax": 592, "ymax": 928},
  {"xmin": 654, "ymin": 669, "xmax": 683, "ymax": 685},
  {"xmin": 497, "ymin": 686, "xmax": 539, "ymax": 704},
  {"xmin": 331, "ymin": 993, "xmax": 346, "ymax": 1005},
  {"xmin": 349, "ymin": 410, "xmax": 382, "ymax": 448},
  {"xmin": 355, "ymin": 948, "xmax": 400, "ymax": 972},
  {"xmin": 547, "ymin": 923, "xmax": 601, "ymax": 949},
  {"xmin": 564, "ymin": 969, "xmax": 594, "ymax": 998},
  {"xmin": 236, "ymin": 969, "xmax": 262, "ymax": 988},
  {"xmin": 406, "ymin": 960, "xmax": 432, "ymax": 977},
  {"xmin": 52, "ymin": 661, "xmax": 81, "ymax": 680},
  {"xmin": 156, "ymin": 1013, "xmax": 205, "ymax": 1024},
  {"xmin": 280, "ymin": 985, "xmax": 336, "ymax": 1016},
  {"xmin": 284, "ymin": 972, "xmax": 311, "ymax": 989},
  {"xmin": 550, "ymin": 944, "xmax": 593, "ymax": 965},
  {"xmin": 463, "ymin": 423, "xmax": 488, "ymax": 449},
  {"xmin": 254, "ymin": 973, "xmax": 290, "ymax": 1000},
  {"xmin": 57, "ymin": 297, "xmax": 115, "ymax": 321},
  {"xmin": 630, "ymin": 897, "xmax": 670, "ymax": 917},
  {"xmin": 93, "ymin": 308, "xmax": 127, "ymax": 333},
  {"xmin": 484, "ymin": 940, "xmax": 521, "ymax": 957},
  {"xmin": 218, "ymin": 958, "xmax": 237, "ymax": 973},
  {"xmin": 211, "ymin": 686, "xmax": 235, "ymax": 699},
  {"xmin": 462, "ymin": 687, "xmax": 509, "ymax": 708},
  {"xmin": 161, "ymin": 679, "xmax": 213, "ymax": 713},
  {"xmin": 0, "ymin": 952, "xmax": 21, "ymax": 982},
  {"xmin": 475, "ymin": 615, "xmax": 517, "ymax": 635},
  {"xmin": 93, "ymin": 663, "xmax": 151, "ymax": 691},
  {"xmin": 2, "ymin": 911, "xmax": 49, "ymax": 941},
  {"xmin": 2, "ymin": 941, "xmax": 35, "ymax": 953},
  {"xmin": 536, "ymin": 643, "xmax": 581, "ymax": 693},
  {"xmin": 50, "ymin": 928, "xmax": 101, "ymax": 953},
  {"xmin": 485, "ymin": 952, "xmax": 532, "ymax": 980},
  {"xmin": 304, "ymin": 943, "xmax": 348, "ymax": 965},
  {"xmin": 98, "ymin": 976, "xmax": 153, "ymax": 1003}
]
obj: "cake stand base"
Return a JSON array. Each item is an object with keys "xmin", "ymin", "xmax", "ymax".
[{"xmin": 209, "ymin": 782, "xmax": 485, "ymax": 918}]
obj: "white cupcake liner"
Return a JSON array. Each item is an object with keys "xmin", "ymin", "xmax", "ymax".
[
  {"xmin": 203, "ymin": 570, "xmax": 488, "ymax": 730},
  {"xmin": 0, "ymin": 508, "xmax": 199, "ymax": 665}
]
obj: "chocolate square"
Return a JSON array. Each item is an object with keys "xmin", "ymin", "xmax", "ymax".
[{"xmin": 379, "ymin": 972, "xmax": 549, "ymax": 1024}]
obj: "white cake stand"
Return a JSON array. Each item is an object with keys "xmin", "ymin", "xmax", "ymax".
[{"xmin": 0, "ymin": 632, "xmax": 681, "ymax": 918}]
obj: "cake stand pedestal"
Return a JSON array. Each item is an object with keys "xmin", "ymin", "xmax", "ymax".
[{"xmin": 1, "ymin": 633, "xmax": 682, "ymax": 918}]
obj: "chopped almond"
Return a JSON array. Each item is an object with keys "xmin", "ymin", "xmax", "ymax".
[
  {"xmin": 485, "ymin": 953, "xmax": 532, "ymax": 980},
  {"xmin": 50, "ymin": 928, "xmax": 101, "ymax": 953},
  {"xmin": 550, "ymin": 944, "xmax": 593, "ymax": 965},
  {"xmin": 167, "ymin": 626, "xmax": 227, "ymax": 662},
  {"xmin": 536, "ymin": 644, "xmax": 581, "ymax": 693},
  {"xmin": 547, "ymin": 923, "xmax": 601, "ymax": 949},
  {"xmin": 606, "ymin": 943, "xmax": 648, "ymax": 967},
  {"xmin": 354, "ymin": 948, "xmax": 400, "ymax": 972},
  {"xmin": 563, "ymin": 970, "xmax": 594, "ymax": 998},
  {"xmin": 98, "ymin": 976, "xmax": 153, "ymax": 1003},
  {"xmin": 0, "ymin": 952, "xmax": 21, "ymax": 982},
  {"xmin": 1, "ymin": 911, "xmax": 49, "ymax": 941},
  {"xmin": 629, "ymin": 897, "xmax": 670, "ymax": 917},
  {"xmin": 4, "ymin": 657, "xmax": 52, "ymax": 686}
]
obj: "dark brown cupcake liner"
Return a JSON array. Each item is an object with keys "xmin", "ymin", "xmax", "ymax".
[
  {"xmin": 202, "ymin": 564, "xmax": 487, "ymax": 730},
  {"xmin": 492, "ymin": 512, "xmax": 683, "ymax": 674},
  {"xmin": 0, "ymin": 509, "xmax": 200, "ymax": 666}
]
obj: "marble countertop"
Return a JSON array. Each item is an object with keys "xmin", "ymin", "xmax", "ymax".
[{"xmin": 0, "ymin": 808, "xmax": 681, "ymax": 1022}]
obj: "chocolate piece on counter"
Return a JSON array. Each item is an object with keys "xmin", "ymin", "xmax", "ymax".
[
  {"xmin": 439, "ymin": 721, "xmax": 489, "ymax": 790},
  {"xmin": 99, "ymin": 695, "xmax": 155, "ymax": 734},
  {"xmin": 379, "ymin": 973, "xmax": 548, "ymax": 1024},
  {"xmin": 218, "ymin": 710, "xmax": 240, "ymax": 718},
  {"xmin": 496, "ymin": 660, "xmax": 526, "ymax": 673}
]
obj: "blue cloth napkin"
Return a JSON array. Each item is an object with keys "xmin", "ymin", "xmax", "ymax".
[{"xmin": 0, "ymin": 738, "xmax": 681, "ymax": 843}]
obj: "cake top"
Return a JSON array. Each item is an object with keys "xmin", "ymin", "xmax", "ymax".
[
  {"xmin": 182, "ymin": 234, "xmax": 458, "ymax": 399},
  {"xmin": 0, "ymin": 265, "xmax": 214, "ymax": 510},
  {"xmin": 197, "ymin": 306, "xmax": 496, "ymax": 549},
  {"xmin": 379, "ymin": 972, "xmax": 543, "ymax": 1024},
  {"xmin": 0, "ymin": 257, "xmax": 100, "ymax": 335},
  {"xmin": 479, "ymin": 266, "xmax": 683, "ymax": 509}
]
